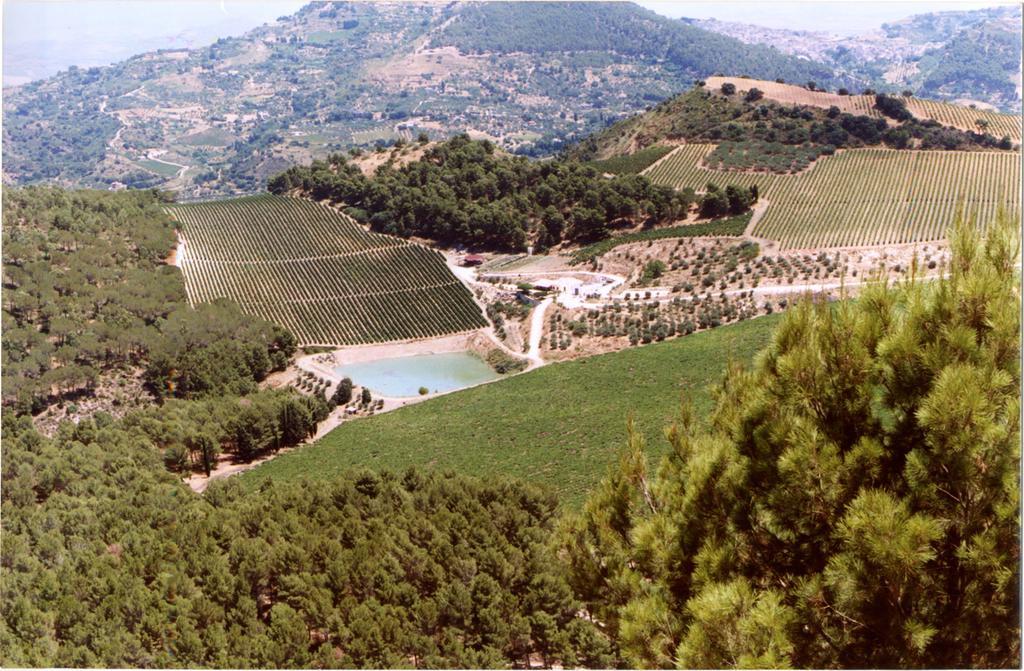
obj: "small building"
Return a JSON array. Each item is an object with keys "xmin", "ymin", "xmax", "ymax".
[{"xmin": 462, "ymin": 254, "xmax": 485, "ymax": 267}]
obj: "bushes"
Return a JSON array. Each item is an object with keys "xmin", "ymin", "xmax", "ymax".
[
  {"xmin": 699, "ymin": 183, "xmax": 757, "ymax": 218},
  {"xmin": 875, "ymin": 93, "xmax": 913, "ymax": 121},
  {"xmin": 703, "ymin": 139, "xmax": 830, "ymax": 173},
  {"xmin": 486, "ymin": 348, "xmax": 529, "ymax": 374},
  {"xmin": 332, "ymin": 377, "xmax": 353, "ymax": 405}
]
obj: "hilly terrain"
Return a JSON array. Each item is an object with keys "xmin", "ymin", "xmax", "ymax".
[
  {"xmin": 692, "ymin": 4, "xmax": 1022, "ymax": 112},
  {"xmin": 567, "ymin": 80, "xmax": 1019, "ymax": 249},
  {"xmin": 2, "ymin": 1, "xmax": 841, "ymax": 198},
  {"xmin": 1, "ymin": 2, "xmax": 1020, "ymax": 666}
]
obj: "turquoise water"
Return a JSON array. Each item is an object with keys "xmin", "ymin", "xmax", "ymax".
[{"xmin": 334, "ymin": 352, "xmax": 500, "ymax": 397}]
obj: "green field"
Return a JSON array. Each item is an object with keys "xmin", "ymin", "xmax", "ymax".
[
  {"xmin": 240, "ymin": 313, "xmax": 782, "ymax": 506},
  {"xmin": 169, "ymin": 194, "xmax": 487, "ymax": 346},
  {"xmin": 644, "ymin": 144, "xmax": 1020, "ymax": 249}
]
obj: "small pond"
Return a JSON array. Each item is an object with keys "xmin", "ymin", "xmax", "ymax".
[{"xmin": 334, "ymin": 351, "xmax": 500, "ymax": 397}]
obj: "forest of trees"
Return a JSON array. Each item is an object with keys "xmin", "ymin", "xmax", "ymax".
[
  {"xmin": 270, "ymin": 135, "xmax": 696, "ymax": 251},
  {"xmin": 0, "ymin": 412, "xmax": 611, "ymax": 668},
  {"xmin": 1, "ymin": 188, "xmax": 295, "ymax": 415}
]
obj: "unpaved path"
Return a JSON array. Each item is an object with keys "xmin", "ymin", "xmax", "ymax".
[{"xmin": 527, "ymin": 298, "xmax": 552, "ymax": 366}]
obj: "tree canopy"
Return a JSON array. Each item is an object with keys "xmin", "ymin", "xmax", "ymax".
[
  {"xmin": 0, "ymin": 411, "xmax": 610, "ymax": 668},
  {"xmin": 270, "ymin": 135, "xmax": 693, "ymax": 251},
  {"xmin": 1, "ymin": 187, "xmax": 295, "ymax": 416}
]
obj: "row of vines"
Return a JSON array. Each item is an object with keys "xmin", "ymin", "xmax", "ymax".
[
  {"xmin": 169, "ymin": 195, "xmax": 487, "ymax": 346},
  {"xmin": 643, "ymin": 144, "xmax": 1020, "ymax": 249}
]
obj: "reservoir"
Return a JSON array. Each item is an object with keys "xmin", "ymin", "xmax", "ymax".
[{"xmin": 334, "ymin": 351, "xmax": 500, "ymax": 397}]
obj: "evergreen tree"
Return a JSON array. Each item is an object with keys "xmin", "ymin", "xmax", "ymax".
[{"xmin": 561, "ymin": 211, "xmax": 1020, "ymax": 668}]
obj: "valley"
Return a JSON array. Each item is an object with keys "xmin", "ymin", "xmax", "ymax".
[
  {"xmin": 151, "ymin": 74, "xmax": 1018, "ymax": 493},
  {"xmin": 1, "ymin": 2, "xmax": 1020, "ymax": 669}
]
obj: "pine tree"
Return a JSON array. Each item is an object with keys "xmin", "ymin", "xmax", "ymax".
[{"xmin": 562, "ymin": 210, "xmax": 1021, "ymax": 668}]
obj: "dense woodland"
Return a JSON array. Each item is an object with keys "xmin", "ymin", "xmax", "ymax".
[
  {"xmin": 571, "ymin": 85, "xmax": 1014, "ymax": 166},
  {"xmin": 270, "ymin": 135, "xmax": 698, "ymax": 251},
  {"xmin": 1, "ymin": 188, "xmax": 296, "ymax": 417},
  {"xmin": 0, "ymin": 415, "xmax": 609, "ymax": 668}
]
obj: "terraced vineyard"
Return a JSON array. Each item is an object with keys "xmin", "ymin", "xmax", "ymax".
[
  {"xmin": 645, "ymin": 144, "xmax": 1020, "ymax": 249},
  {"xmin": 169, "ymin": 195, "xmax": 487, "ymax": 346}
]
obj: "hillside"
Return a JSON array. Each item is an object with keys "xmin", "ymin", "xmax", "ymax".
[
  {"xmin": 700, "ymin": 76, "xmax": 1022, "ymax": 140},
  {"xmin": 645, "ymin": 144, "xmax": 1020, "ymax": 249},
  {"xmin": 569, "ymin": 81, "xmax": 1018, "ymax": 161},
  {"xmin": 240, "ymin": 313, "xmax": 782, "ymax": 506},
  {"xmin": 692, "ymin": 5, "xmax": 1022, "ymax": 112},
  {"xmin": 1, "ymin": 1, "xmax": 844, "ymax": 198}
]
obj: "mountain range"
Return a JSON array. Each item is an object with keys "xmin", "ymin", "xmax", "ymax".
[{"xmin": 2, "ymin": 1, "xmax": 1018, "ymax": 198}]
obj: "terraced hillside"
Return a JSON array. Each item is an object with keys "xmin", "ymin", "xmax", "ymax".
[
  {"xmin": 169, "ymin": 195, "xmax": 487, "ymax": 346},
  {"xmin": 705, "ymin": 76, "xmax": 1022, "ymax": 141},
  {"xmin": 645, "ymin": 144, "xmax": 1020, "ymax": 249}
]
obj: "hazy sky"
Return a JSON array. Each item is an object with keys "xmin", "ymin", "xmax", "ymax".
[
  {"xmin": 3, "ymin": 0, "xmax": 1019, "ymax": 86},
  {"xmin": 3, "ymin": 1, "xmax": 306, "ymax": 85}
]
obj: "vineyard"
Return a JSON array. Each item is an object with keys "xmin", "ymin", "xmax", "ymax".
[
  {"xmin": 644, "ymin": 144, "xmax": 1020, "ymax": 249},
  {"xmin": 169, "ymin": 195, "xmax": 487, "ymax": 346},
  {"xmin": 351, "ymin": 127, "xmax": 413, "ymax": 145},
  {"xmin": 904, "ymin": 98, "xmax": 1021, "ymax": 142},
  {"xmin": 704, "ymin": 76, "xmax": 1022, "ymax": 141}
]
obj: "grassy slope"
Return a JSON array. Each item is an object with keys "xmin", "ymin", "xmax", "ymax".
[{"xmin": 241, "ymin": 314, "xmax": 782, "ymax": 506}]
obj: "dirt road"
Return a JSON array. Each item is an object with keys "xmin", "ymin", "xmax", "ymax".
[{"xmin": 527, "ymin": 297, "xmax": 552, "ymax": 366}]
